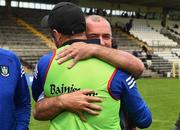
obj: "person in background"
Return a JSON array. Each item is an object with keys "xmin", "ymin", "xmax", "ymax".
[
  {"xmin": 174, "ymin": 114, "xmax": 180, "ymax": 130},
  {"xmin": 0, "ymin": 48, "xmax": 30, "ymax": 130},
  {"xmin": 123, "ymin": 19, "xmax": 133, "ymax": 34}
]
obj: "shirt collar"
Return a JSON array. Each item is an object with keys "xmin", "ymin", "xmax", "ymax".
[{"xmin": 62, "ymin": 39, "xmax": 100, "ymax": 47}]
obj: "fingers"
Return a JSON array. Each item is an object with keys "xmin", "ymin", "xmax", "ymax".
[
  {"xmin": 79, "ymin": 89, "xmax": 94, "ymax": 95},
  {"xmin": 78, "ymin": 90, "xmax": 103, "ymax": 102},
  {"xmin": 57, "ymin": 53, "xmax": 72, "ymax": 64},
  {"xmin": 56, "ymin": 48, "xmax": 80, "ymax": 68},
  {"xmin": 56, "ymin": 47, "xmax": 69, "ymax": 59},
  {"xmin": 78, "ymin": 112, "xmax": 87, "ymax": 122},
  {"xmin": 56, "ymin": 43, "xmax": 90, "ymax": 68},
  {"xmin": 86, "ymin": 103, "xmax": 102, "ymax": 111},
  {"xmin": 78, "ymin": 103, "xmax": 102, "ymax": 121},
  {"xmin": 86, "ymin": 96, "xmax": 103, "ymax": 103},
  {"xmin": 56, "ymin": 47, "xmax": 73, "ymax": 64},
  {"xmin": 67, "ymin": 61, "xmax": 76, "ymax": 69},
  {"xmin": 83, "ymin": 107, "xmax": 100, "ymax": 115},
  {"xmin": 69, "ymin": 89, "xmax": 103, "ymax": 120},
  {"xmin": 67, "ymin": 56, "xmax": 80, "ymax": 69}
]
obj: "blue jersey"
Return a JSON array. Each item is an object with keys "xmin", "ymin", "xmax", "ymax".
[
  {"xmin": 0, "ymin": 48, "xmax": 31, "ymax": 130},
  {"xmin": 32, "ymin": 51, "xmax": 152, "ymax": 129}
]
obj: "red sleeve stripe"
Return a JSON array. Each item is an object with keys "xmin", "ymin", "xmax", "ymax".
[
  {"xmin": 107, "ymin": 67, "xmax": 119, "ymax": 100},
  {"xmin": 44, "ymin": 51, "xmax": 56, "ymax": 82}
]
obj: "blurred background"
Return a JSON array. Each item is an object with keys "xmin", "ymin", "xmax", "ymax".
[{"xmin": 1, "ymin": 0, "xmax": 180, "ymax": 129}]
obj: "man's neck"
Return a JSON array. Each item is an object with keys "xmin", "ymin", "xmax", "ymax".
[{"xmin": 62, "ymin": 33, "xmax": 86, "ymax": 43}]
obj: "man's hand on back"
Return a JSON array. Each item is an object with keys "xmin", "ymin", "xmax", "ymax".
[
  {"xmin": 56, "ymin": 42, "xmax": 97, "ymax": 69},
  {"xmin": 59, "ymin": 89, "xmax": 102, "ymax": 121},
  {"xmin": 33, "ymin": 89, "xmax": 102, "ymax": 122}
]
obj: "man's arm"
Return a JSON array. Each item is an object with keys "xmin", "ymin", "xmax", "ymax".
[
  {"xmin": 121, "ymin": 80, "xmax": 152, "ymax": 128},
  {"xmin": 109, "ymin": 70, "xmax": 152, "ymax": 129},
  {"xmin": 32, "ymin": 53, "xmax": 102, "ymax": 121},
  {"xmin": 33, "ymin": 90, "xmax": 102, "ymax": 121},
  {"xmin": 56, "ymin": 42, "xmax": 144, "ymax": 78},
  {"xmin": 92, "ymin": 45, "xmax": 144, "ymax": 79}
]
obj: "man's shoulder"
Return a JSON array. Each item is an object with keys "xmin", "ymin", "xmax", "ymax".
[
  {"xmin": 117, "ymin": 69, "xmax": 136, "ymax": 89},
  {"xmin": 38, "ymin": 51, "xmax": 54, "ymax": 65},
  {"xmin": 35, "ymin": 51, "xmax": 55, "ymax": 77},
  {"xmin": 0, "ymin": 48, "xmax": 21, "ymax": 65},
  {"xmin": 0, "ymin": 48, "xmax": 19, "ymax": 59},
  {"xmin": 117, "ymin": 69, "xmax": 132, "ymax": 79}
]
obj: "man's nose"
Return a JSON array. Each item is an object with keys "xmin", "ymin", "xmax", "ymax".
[{"xmin": 100, "ymin": 37, "xmax": 106, "ymax": 46}]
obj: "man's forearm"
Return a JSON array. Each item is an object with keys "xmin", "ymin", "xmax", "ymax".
[
  {"xmin": 33, "ymin": 96, "xmax": 64, "ymax": 121},
  {"xmin": 93, "ymin": 45, "xmax": 144, "ymax": 78},
  {"xmin": 56, "ymin": 42, "xmax": 144, "ymax": 78}
]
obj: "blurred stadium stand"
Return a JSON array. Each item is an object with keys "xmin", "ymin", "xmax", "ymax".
[{"xmin": 1, "ymin": 0, "xmax": 180, "ymax": 78}]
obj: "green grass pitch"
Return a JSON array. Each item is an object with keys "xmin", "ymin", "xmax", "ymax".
[{"xmin": 29, "ymin": 78, "xmax": 180, "ymax": 130}]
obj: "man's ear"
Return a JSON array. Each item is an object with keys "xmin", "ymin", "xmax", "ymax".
[
  {"xmin": 52, "ymin": 29, "xmax": 61, "ymax": 41},
  {"xmin": 52, "ymin": 29, "xmax": 62, "ymax": 48}
]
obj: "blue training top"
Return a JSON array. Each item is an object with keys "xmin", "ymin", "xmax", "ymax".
[
  {"xmin": 32, "ymin": 51, "xmax": 152, "ymax": 129},
  {"xmin": 0, "ymin": 48, "xmax": 31, "ymax": 130}
]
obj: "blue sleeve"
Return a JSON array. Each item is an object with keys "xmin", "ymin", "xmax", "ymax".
[
  {"xmin": 14, "ymin": 55, "xmax": 31, "ymax": 130},
  {"xmin": 110, "ymin": 70, "xmax": 152, "ymax": 129},
  {"xmin": 32, "ymin": 52, "xmax": 53, "ymax": 102}
]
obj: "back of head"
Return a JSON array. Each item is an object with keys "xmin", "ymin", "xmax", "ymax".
[{"xmin": 42, "ymin": 2, "xmax": 86, "ymax": 36}]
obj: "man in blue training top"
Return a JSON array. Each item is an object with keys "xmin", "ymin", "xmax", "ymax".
[
  {"xmin": 0, "ymin": 48, "xmax": 31, "ymax": 130},
  {"xmin": 32, "ymin": 2, "xmax": 152, "ymax": 129}
]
